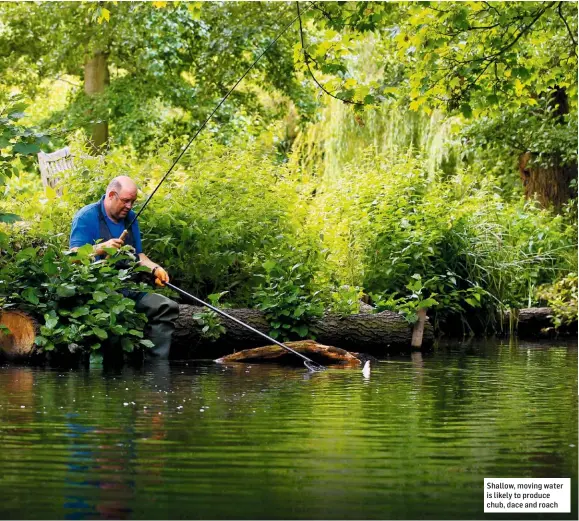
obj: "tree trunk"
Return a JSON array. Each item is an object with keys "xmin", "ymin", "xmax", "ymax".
[
  {"xmin": 518, "ymin": 87, "xmax": 577, "ymax": 211},
  {"xmin": 172, "ymin": 305, "xmax": 432, "ymax": 358},
  {"xmin": 84, "ymin": 50, "xmax": 109, "ymax": 153},
  {"xmin": 519, "ymin": 152, "xmax": 577, "ymax": 211}
]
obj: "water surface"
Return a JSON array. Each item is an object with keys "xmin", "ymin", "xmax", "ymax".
[{"xmin": 0, "ymin": 340, "xmax": 577, "ymax": 519}]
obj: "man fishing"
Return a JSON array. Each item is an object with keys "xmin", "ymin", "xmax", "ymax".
[{"xmin": 69, "ymin": 175, "xmax": 180, "ymax": 358}]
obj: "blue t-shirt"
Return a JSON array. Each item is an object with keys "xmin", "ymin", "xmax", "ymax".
[{"xmin": 69, "ymin": 195, "xmax": 143, "ymax": 254}]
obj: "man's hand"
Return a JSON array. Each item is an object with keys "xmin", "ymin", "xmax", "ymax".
[
  {"xmin": 152, "ymin": 266, "xmax": 170, "ymax": 287},
  {"xmin": 94, "ymin": 238, "xmax": 124, "ymax": 256}
]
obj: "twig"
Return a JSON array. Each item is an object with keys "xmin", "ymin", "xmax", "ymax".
[
  {"xmin": 558, "ymin": 2, "xmax": 577, "ymax": 53},
  {"xmin": 296, "ymin": 2, "xmax": 364, "ymax": 106}
]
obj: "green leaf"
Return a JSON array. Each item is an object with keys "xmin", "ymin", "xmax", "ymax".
[
  {"xmin": 7, "ymin": 111, "xmax": 26, "ymax": 120},
  {"xmin": 460, "ymin": 103, "xmax": 473, "ymax": 119},
  {"xmin": 16, "ymin": 247, "xmax": 37, "ymax": 260},
  {"xmin": 56, "ymin": 284, "xmax": 76, "ymax": 297},
  {"xmin": 139, "ymin": 339, "xmax": 155, "ymax": 349},
  {"xmin": 0, "ymin": 213, "xmax": 21, "ymax": 223},
  {"xmin": 92, "ymin": 327, "xmax": 108, "ymax": 340},
  {"xmin": 34, "ymin": 335, "xmax": 48, "ymax": 347},
  {"xmin": 128, "ymin": 329, "xmax": 143, "ymax": 338},
  {"xmin": 12, "ymin": 142, "xmax": 41, "ymax": 155},
  {"xmin": 121, "ymin": 337, "xmax": 134, "ymax": 352},
  {"xmin": 92, "ymin": 291, "xmax": 108, "ymax": 302},
  {"xmin": 44, "ymin": 315, "xmax": 58, "ymax": 329},
  {"xmin": 292, "ymin": 324, "xmax": 309, "ymax": 337},
  {"xmin": 111, "ymin": 303, "xmax": 126, "ymax": 314},
  {"xmin": 263, "ymin": 260, "xmax": 276, "ymax": 273},
  {"xmin": 22, "ymin": 287, "xmax": 39, "ymax": 305},
  {"xmin": 418, "ymin": 297, "xmax": 438, "ymax": 309},
  {"xmin": 71, "ymin": 306, "xmax": 90, "ymax": 318},
  {"xmin": 42, "ymin": 258, "xmax": 58, "ymax": 275}
]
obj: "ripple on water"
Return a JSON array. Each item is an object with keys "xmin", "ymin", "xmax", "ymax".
[{"xmin": 0, "ymin": 342, "xmax": 577, "ymax": 519}]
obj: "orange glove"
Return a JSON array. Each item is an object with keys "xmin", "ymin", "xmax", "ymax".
[{"xmin": 152, "ymin": 266, "xmax": 169, "ymax": 287}]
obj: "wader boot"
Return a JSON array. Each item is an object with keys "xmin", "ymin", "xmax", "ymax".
[{"xmin": 135, "ymin": 293, "xmax": 180, "ymax": 358}]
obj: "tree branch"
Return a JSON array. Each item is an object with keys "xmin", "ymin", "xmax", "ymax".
[
  {"xmin": 296, "ymin": 1, "xmax": 364, "ymax": 106},
  {"xmin": 54, "ymin": 75, "xmax": 81, "ymax": 88},
  {"xmin": 487, "ymin": 2, "xmax": 555, "ymax": 60},
  {"xmin": 558, "ymin": 2, "xmax": 577, "ymax": 53}
]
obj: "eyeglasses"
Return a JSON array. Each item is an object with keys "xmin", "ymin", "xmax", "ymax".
[{"xmin": 113, "ymin": 193, "xmax": 138, "ymax": 208}]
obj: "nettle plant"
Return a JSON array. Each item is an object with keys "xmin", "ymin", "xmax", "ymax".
[
  {"xmin": 0, "ymin": 242, "xmax": 153, "ymax": 354},
  {"xmin": 372, "ymin": 273, "xmax": 486, "ymax": 324},
  {"xmin": 252, "ymin": 246, "xmax": 324, "ymax": 341}
]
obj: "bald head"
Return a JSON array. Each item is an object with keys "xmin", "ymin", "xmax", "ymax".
[
  {"xmin": 106, "ymin": 176, "xmax": 137, "ymax": 195},
  {"xmin": 104, "ymin": 176, "xmax": 139, "ymax": 223}
]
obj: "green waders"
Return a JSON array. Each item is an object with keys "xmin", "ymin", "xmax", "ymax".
[{"xmin": 135, "ymin": 293, "xmax": 180, "ymax": 358}]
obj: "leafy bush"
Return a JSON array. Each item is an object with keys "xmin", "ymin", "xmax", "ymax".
[
  {"xmin": 310, "ymin": 147, "xmax": 577, "ymax": 329},
  {"xmin": 536, "ymin": 274, "xmax": 578, "ymax": 331},
  {"xmin": 138, "ymin": 138, "xmax": 316, "ymax": 303},
  {"xmin": 0, "ymin": 234, "xmax": 153, "ymax": 355},
  {"xmin": 252, "ymin": 244, "xmax": 325, "ymax": 340}
]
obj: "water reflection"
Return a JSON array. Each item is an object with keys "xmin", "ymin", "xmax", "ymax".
[{"xmin": 0, "ymin": 341, "xmax": 576, "ymax": 520}]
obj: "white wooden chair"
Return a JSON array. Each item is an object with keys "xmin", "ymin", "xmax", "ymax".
[{"xmin": 37, "ymin": 147, "xmax": 74, "ymax": 194}]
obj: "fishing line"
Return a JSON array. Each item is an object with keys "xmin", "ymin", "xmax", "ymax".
[
  {"xmin": 115, "ymin": 3, "xmax": 325, "ymax": 372},
  {"xmin": 122, "ymin": 5, "xmax": 312, "ymax": 236},
  {"xmin": 165, "ymin": 282, "xmax": 326, "ymax": 372}
]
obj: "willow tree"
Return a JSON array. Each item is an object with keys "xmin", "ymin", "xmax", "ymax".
[{"xmin": 297, "ymin": 1, "xmax": 577, "ymax": 209}]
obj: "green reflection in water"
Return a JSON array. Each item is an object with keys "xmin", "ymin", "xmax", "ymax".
[{"xmin": 0, "ymin": 341, "xmax": 576, "ymax": 520}]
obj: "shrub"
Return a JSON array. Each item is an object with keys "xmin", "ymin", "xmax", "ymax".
[
  {"xmin": 310, "ymin": 147, "xmax": 577, "ymax": 328},
  {"xmin": 0, "ymin": 233, "xmax": 153, "ymax": 356},
  {"xmin": 536, "ymin": 274, "xmax": 578, "ymax": 331}
]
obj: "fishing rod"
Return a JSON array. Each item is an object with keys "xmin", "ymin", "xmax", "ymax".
[
  {"xmin": 114, "ymin": 5, "xmax": 325, "ymax": 372},
  {"xmin": 120, "ymin": 7, "xmax": 309, "ymax": 241},
  {"xmin": 165, "ymin": 282, "xmax": 326, "ymax": 372}
]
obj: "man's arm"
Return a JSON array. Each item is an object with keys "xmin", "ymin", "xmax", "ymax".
[
  {"xmin": 70, "ymin": 239, "xmax": 124, "ymax": 255},
  {"xmin": 138, "ymin": 253, "xmax": 170, "ymax": 286}
]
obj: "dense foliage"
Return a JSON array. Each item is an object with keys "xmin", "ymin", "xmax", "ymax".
[
  {"xmin": 0, "ymin": 2, "xmax": 576, "ymax": 354},
  {"xmin": 0, "ymin": 236, "xmax": 153, "ymax": 356}
]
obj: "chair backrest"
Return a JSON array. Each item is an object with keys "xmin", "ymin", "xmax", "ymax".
[{"xmin": 37, "ymin": 147, "xmax": 74, "ymax": 194}]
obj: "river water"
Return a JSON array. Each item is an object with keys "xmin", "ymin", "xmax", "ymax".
[{"xmin": 0, "ymin": 340, "xmax": 576, "ymax": 520}]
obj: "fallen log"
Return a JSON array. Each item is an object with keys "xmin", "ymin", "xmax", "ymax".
[
  {"xmin": 216, "ymin": 340, "xmax": 364, "ymax": 368},
  {"xmin": 436, "ymin": 307, "xmax": 577, "ymax": 338},
  {"xmin": 509, "ymin": 307, "xmax": 577, "ymax": 337},
  {"xmin": 0, "ymin": 310, "xmax": 39, "ymax": 360},
  {"xmin": 172, "ymin": 305, "xmax": 432, "ymax": 358},
  {"xmin": 3, "ymin": 304, "xmax": 573, "ymax": 362}
]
